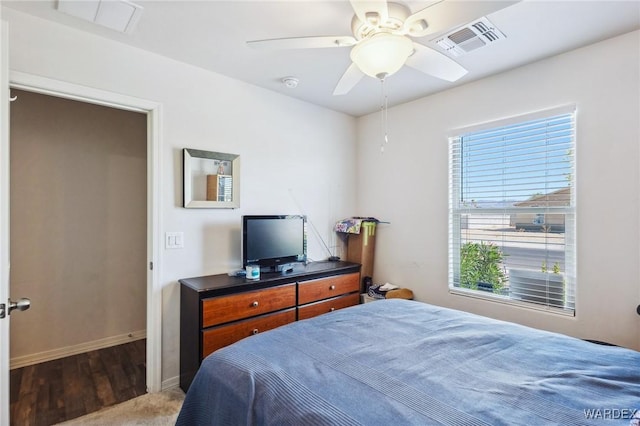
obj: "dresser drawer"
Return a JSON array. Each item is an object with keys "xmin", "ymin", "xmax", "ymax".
[
  {"xmin": 202, "ymin": 283, "xmax": 296, "ymax": 328},
  {"xmin": 298, "ymin": 293, "xmax": 360, "ymax": 321},
  {"xmin": 202, "ymin": 308, "xmax": 296, "ymax": 358},
  {"xmin": 298, "ymin": 272, "xmax": 360, "ymax": 305}
]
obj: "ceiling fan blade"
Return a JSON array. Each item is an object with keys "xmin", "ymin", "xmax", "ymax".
[
  {"xmin": 405, "ymin": 43, "xmax": 468, "ymax": 82},
  {"xmin": 247, "ymin": 36, "xmax": 357, "ymax": 50},
  {"xmin": 350, "ymin": 0, "xmax": 389, "ymax": 24},
  {"xmin": 404, "ymin": 0, "xmax": 520, "ymax": 37},
  {"xmin": 333, "ymin": 63, "xmax": 365, "ymax": 96}
]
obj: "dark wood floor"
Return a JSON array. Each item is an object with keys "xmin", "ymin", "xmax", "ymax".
[{"xmin": 10, "ymin": 339, "xmax": 146, "ymax": 426}]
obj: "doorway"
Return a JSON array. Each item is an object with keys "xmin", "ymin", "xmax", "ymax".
[
  {"xmin": 9, "ymin": 89, "xmax": 147, "ymax": 422},
  {"xmin": 0, "ymin": 72, "xmax": 163, "ymax": 425}
]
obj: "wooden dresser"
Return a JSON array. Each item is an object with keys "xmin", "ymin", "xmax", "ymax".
[{"xmin": 179, "ymin": 261, "xmax": 360, "ymax": 391}]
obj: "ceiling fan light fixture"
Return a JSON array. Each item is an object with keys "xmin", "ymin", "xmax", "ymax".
[{"xmin": 350, "ymin": 33, "xmax": 413, "ymax": 79}]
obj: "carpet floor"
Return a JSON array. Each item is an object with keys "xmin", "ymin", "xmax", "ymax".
[{"xmin": 55, "ymin": 388, "xmax": 185, "ymax": 425}]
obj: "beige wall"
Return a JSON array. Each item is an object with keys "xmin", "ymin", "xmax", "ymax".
[
  {"xmin": 356, "ymin": 30, "xmax": 640, "ymax": 350},
  {"xmin": 9, "ymin": 89, "xmax": 147, "ymax": 361}
]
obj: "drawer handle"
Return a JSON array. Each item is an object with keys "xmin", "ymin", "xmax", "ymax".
[
  {"xmin": 330, "ymin": 307, "xmax": 335, "ymax": 312},
  {"xmin": 252, "ymin": 328, "xmax": 259, "ymax": 335},
  {"xmin": 251, "ymin": 301, "xmax": 259, "ymax": 308},
  {"xmin": 329, "ymin": 285, "xmax": 336, "ymax": 290}
]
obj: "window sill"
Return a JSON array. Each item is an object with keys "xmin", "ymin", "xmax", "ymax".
[{"xmin": 448, "ymin": 287, "xmax": 575, "ymax": 317}]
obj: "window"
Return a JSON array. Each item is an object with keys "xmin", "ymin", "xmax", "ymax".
[{"xmin": 449, "ymin": 106, "xmax": 576, "ymax": 314}]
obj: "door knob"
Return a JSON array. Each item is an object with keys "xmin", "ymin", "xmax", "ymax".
[
  {"xmin": 9, "ymin": 298, "xmax": 31, "ymax": 314},
  {"xmin": 0, "ymin": 298, "xmax": 31, "ymax": 319}
]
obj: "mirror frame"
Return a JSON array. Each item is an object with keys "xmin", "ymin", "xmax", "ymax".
[{"xmin": 183, "ymin": 148, "xmax": 240, "ymax": 208}]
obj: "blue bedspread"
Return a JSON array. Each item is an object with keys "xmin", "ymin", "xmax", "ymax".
[{"xmin": 177, "ymin": 299, "xmax": 640, "ymax": 425}]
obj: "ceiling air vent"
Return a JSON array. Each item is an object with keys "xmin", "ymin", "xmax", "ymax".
[
  {"xmin": 433, "ymin": 17, "xmax": 506, "ymax": 57},
  {"xmin": 57, "ymin": 0, "xmax": 144, "ymax": 34}
]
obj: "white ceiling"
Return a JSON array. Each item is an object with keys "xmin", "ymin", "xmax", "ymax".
[{"xmin": 3, "ymin": 0, "xmax": 640, "ymax": 117}]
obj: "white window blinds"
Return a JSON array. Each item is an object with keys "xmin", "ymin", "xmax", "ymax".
[{"xmin": 449, "ymin": 107, "xmax": 576, "ymax": 314}]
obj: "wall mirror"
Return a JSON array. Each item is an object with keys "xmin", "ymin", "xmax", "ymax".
[{"xmin": 183, "ymin": 148, "xmax": 240, "ymax": 208}]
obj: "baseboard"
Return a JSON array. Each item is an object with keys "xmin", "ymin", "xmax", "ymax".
[
  {"xmin": 10, "ymin": 329, "xmax": 147, "ymax": 370},
  {"xmin": 161, "ymin": 375, "xmax": 180, "ymax": 391}
]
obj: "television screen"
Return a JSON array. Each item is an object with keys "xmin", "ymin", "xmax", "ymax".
[{"xmin": 242, "ymin": 215, "xmax": 307, "ymax": 270}]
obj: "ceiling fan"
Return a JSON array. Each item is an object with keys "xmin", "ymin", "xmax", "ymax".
[{"xmin": 247, "ymin": 0, "xmax": 518, "ymax": 95}]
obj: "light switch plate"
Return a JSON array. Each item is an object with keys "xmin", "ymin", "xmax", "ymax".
[{"xmin": 165, "ymin": 232, "xmax": 184, "ymax": 249}]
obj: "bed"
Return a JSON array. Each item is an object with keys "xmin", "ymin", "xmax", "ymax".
[{"xmin": 176, "ymin": 299, "xmax": 640, "ymax": 425}]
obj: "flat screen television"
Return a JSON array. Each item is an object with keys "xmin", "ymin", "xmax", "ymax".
[{"xmin": 242, "ymin": 215, "xmax": 307, "ymax": 272}]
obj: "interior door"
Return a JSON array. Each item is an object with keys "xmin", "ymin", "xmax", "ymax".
[
  {"xmin": 0, "ymin": 19, "xmax": 30, "ymax": 424},
  {"xmin": 1, "ymin": 17, "xmax": 11, "ymax": 426}
]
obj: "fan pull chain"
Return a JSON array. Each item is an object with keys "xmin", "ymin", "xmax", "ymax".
[{"xmin": 380, "ymin": 77, "xmax": 389, "ymax": 153}]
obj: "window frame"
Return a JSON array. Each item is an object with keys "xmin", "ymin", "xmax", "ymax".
[{"xmin": 448, "ymin": 105, "xmax": 577, "ymax": 315}]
